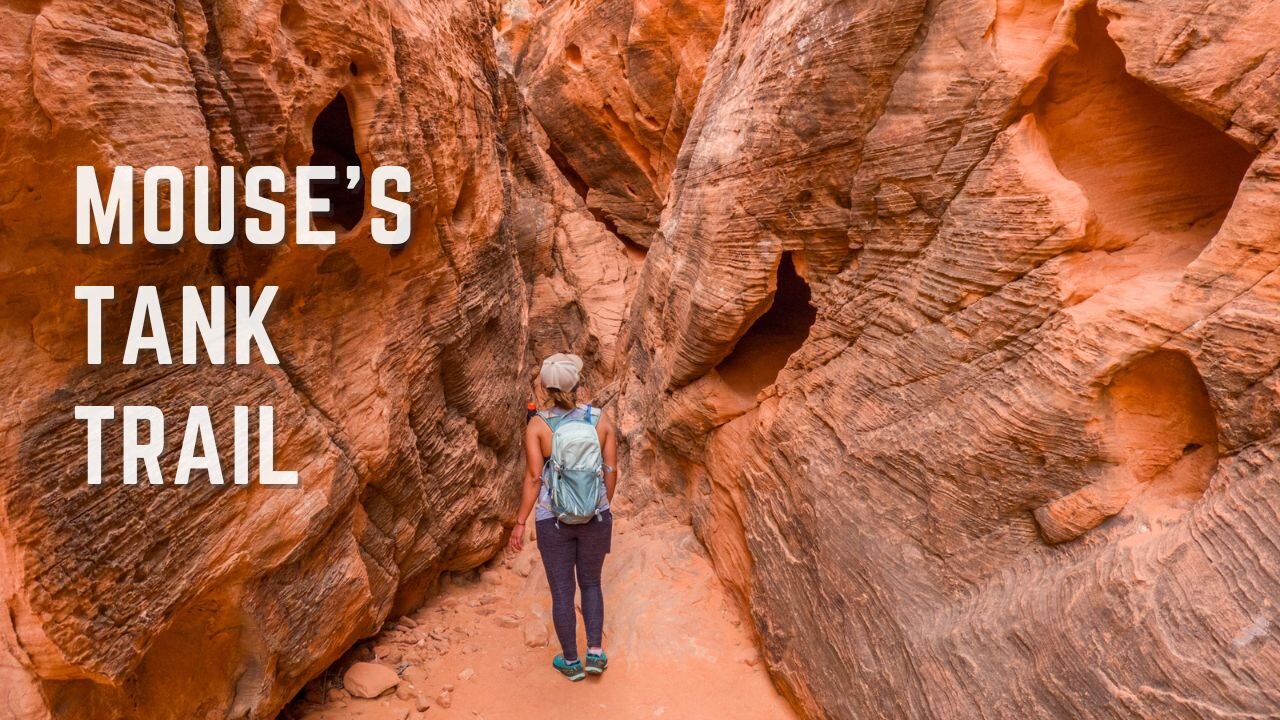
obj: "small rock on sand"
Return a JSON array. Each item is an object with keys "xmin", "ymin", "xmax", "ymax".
[
  {"xmin": 458, "ymin": 667, "xmax": 475, "ymax": 681},
  {"xmin": 437, "ymin": 690, "xmax": 453, "ymax": 709},
  {"xmin": 402, "ymin": 665, "xmax": 428, "ymax": 687},
  {"xmin": 342, "ymin": 662, "xmax": 400, "ymax": 699},
  {"xmin": 513, "ymin": 553, "xmax": 538, "ymax": 578},
  {"xmin": 373, "ymin": 643, "xmax": 402, "ymax": 664},
  {"xmin": 523, "ymin": 621, "xmax": 548, "ymax": 648}
]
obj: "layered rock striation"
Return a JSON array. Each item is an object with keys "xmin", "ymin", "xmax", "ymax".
[
  {"xmin": 0, "ymin": 0, "xmax": 625, "ymax": 717},
  {"xmin": 618, "ymin": 0, "xmax": 1280, "ymax": 717},
  {"xmin": 501, "ymin": 0, "xmax": 725, "ymax": 248},
  {"xmin": 5, "ymin": 0, "xmax": 1280, "ymax": 718}
]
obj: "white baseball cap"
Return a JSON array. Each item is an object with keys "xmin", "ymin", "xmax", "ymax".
[{"xmin": 539, "ymin": 353, "xmax": 583, "ymax": 391}]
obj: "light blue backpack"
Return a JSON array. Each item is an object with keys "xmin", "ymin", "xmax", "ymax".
[{"xmin": 539, "ymin": 405, "xmax": 605, "ymax": 524}]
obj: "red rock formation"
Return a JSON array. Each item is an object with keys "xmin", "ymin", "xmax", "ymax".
[
  {"xmin": 502, "ymin": 0, "xmax": 725, "ymax": 247},
  {"xmin": 499, "ymin": 73, "xmax": 635, "ymax": 392},
  {"xmin": 0, "ymin": 0, "xmax": 586, "ymax": 717},
  {"xmin": 619, "ymin": 0, "xmax": 1280, "ymax": 717},
  {"xmin": 6, "ymin": 0, "xmax": 1280, "ymax": 717}
]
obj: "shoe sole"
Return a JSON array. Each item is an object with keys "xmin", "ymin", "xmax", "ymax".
[
  {"xmin": 562, "ymin": 671, "xmax": 586, "ymax": 681},
  {"xmin": 585, "ymin": 666, "xmax": 606, "ymax": 675}
]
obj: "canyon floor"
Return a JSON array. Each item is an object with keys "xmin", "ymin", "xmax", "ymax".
[{"xmin": 284, "ymin": 507, "xmax": 792, "ymax": 720}]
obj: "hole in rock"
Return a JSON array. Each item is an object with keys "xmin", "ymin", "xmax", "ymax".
[
  {"xmin": 1034, "ymin": 350, "xmax": 1220, "ymax": 544},
  {"xmin": 1106, "ymin": 350, "xmax": 1218, "ymax": 510},
  {"xmin": 565, "ymin": 43, "xmax": 584, "ymax": 70},
  {"xmin": 715, "ymin": 252, "xmax": 816, "ymax": 398},
  {"xmin": 451, "ymin": 166, "xmax": 476, "ymax": 227},
  {"xmin": 309, "ymin": 92, "xmax": 365, "ymax": 232},
  {"xmin": 1034, "ymin": 6, "xmax": 1253, "ymax": 257}
]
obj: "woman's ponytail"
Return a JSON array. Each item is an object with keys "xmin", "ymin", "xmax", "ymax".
[{"xmin": 548, "ymin": 386, "xmax": 578, "ymax": 410}]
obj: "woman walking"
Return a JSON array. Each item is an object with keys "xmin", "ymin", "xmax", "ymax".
[{"xmin": 509, "ymin": 353, "xmax": 618, "ymax": 680}]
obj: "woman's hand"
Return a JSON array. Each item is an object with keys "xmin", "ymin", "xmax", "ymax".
[{"xmin": 508, "ymin": 522, "xmax": 525, "ymax": 552}]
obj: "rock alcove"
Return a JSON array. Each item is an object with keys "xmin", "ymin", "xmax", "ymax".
[
  {"xmin": 714, "ymin": 252, "xmax": 816, "ymax": 399},
  {"xmin": 310, "ymin": 93, "xmax": 366, "ymax": 233},
  {"xmin": 1035, "ymin": 350, "xmax": 1220, "ymax": 544}
]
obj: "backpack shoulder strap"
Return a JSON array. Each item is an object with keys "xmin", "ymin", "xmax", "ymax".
[
  {"xmin": 586, "ymin": 404, "xmax": 602, "ymax": 427},
  {"xmin": 537, "ymin": 409, "xmax": 565, "ymax": 432}
]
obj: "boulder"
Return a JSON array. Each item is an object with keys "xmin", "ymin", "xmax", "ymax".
[{"xmin": 342, "ymin": 663, "xmax": 400, "ymax": 700}]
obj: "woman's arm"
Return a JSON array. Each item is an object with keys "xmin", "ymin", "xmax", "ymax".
[
  {"xmin": 509, "ymin": 419, "xmax": 545, "ymax": 551},
  {"xmin": 600, "ymin": 413, "xmax": 618, "ymax": 502}
]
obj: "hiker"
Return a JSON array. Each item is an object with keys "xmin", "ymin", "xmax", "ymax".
[{"xmin": 509, "ymin": 353, "xmax": 618, "ymax": 681}]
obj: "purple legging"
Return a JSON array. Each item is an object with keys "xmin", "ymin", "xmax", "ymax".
[{"xmin": 535, "ymin": 510, "xmax": 613, "ymax": 662}]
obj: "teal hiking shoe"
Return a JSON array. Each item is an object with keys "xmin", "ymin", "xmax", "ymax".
[
  {"xmin": 585, "ymin": 649, "xmax": 608, "ymax": 675},
  {"xmin": 553, "ymin": 654, "xmax": 585, "ymax": 681}
]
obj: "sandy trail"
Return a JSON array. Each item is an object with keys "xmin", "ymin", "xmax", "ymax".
[{"xmin": 287, "ymin": 512, "xmax": 794, "ymax": 720}]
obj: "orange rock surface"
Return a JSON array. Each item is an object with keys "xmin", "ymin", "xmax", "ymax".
[
  {"xmin": 0, "ymin": 1, "xmax": 623, "ymax": 718},
  {"xmin": 502, "ymin": 0, "xmax": 725, "ymax": 246},
  {"xmin": 5, "ymin": 0, "xmax": 1280, "ymax": 718},
  {"xmin": 618, "ymin": 0, "xmax": 1280, "ymax": 717}
]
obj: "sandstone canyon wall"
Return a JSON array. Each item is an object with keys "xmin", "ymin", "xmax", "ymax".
[
  {"xmin": 502, "ymin": 0, "xmax": 724, "ymax": 248},
  {"xmin": 615, "ymin": 0, "xmax": 1280, "ymax": 717},
  {"xmin": 0, "ymin": 0, "xmax": 627, "ymax": 717}
]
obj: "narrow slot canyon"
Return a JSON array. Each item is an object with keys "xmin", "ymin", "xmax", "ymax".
[
  {"xmin": 285, "ymin": 513, "xmax": 791, "ymax": 720},
  {"xmin": 8, "ymin": 0, "xmax": 1280, "ymax": 718},
  {"xmin": 310, "ymin": 93, "xmax": 366, "ymax": 233}
]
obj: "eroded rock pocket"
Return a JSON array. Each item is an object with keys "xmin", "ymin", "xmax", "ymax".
[
  {"xmin": 1033, "ymin": 5, "xmax": 1253, "ymax": 256},
  {"xmin": 310, "ymin": 92, "xmax": 366, "ymax": 233},
  {"xmin": 715, "ymin": 252, "xmax": 816, "ymax": 399},
  {"xmin": 1035, "ymin": 350, "xmax": 1219, "ymax": 544}
]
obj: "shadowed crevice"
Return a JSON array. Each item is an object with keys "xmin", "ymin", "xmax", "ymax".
[
  {"xmin": 310, "ymin": 93, "xmax": 366, "ymax": 232},
  {"xmin": 714, "ymin": 253, "xmax": 816, "ymax": 398}
]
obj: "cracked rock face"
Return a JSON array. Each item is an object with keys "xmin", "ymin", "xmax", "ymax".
[
  {"xmin": 615, "ymin": 0, "xmax": 1280, "ymax": 717},
  {"xmin": 0, "ymin": 0, "xmax": 627, "ymax": 717}
]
